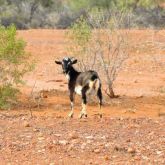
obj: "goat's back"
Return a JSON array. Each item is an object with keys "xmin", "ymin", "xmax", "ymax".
[{"xmin": 76, "ymin": 70, "xmax": 100, "ymax": 87}]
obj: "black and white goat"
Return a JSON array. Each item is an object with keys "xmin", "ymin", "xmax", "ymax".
[{"xmin": 55, "ymin": 57, "xmax": 102, "ymax": 118}]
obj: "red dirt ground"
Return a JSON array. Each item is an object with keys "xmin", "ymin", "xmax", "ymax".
[{"xmin": 0, "ymin": 29, "xmax": 165, "ymax": 164}]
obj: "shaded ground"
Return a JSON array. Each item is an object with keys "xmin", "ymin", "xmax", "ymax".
[{"xmin": 0, "ymin": 29, "xmax": 165, "ymax": 164}]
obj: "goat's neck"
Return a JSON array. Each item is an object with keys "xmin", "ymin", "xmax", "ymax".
[{"xmin": 65, "ymin": 66, "xmax": 80, "ymax": 81}]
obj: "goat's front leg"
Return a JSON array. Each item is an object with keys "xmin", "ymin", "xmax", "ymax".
[
  {"xmin": 79, "ymin": 86, "xmax": 88, "ymax": 119},
  {"xmin": 68, "ymin": 91, "xmax": 75, "ymax": 118}
]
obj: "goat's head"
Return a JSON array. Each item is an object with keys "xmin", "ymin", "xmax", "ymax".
[{"xmin": 55, "ymin": 57, "xmax": 77, "ymax": 74}]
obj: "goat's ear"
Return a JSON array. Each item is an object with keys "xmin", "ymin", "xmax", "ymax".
[
  {"xmin": 55, "ymin": 60, "xmax": 62, "ymax": 65},
  {"xmin": 71, "ymin": 59, "xmax": 77, "ymax": 65}
]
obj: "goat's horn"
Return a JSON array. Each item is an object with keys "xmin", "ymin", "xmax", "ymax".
[{"xmin": 70, "ymin": 57, "xmax": 75, "ymax": 60}]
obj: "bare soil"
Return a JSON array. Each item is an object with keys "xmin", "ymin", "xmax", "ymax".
[{"xmin": 0, "ymin": 29, "xmax": 165, "ymax": 164}]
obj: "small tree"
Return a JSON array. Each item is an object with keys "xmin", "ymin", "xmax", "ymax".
[
  {"xmin": 66, "ymin": 16, "xmax": 95, "ymax": 71},
  {"xmin": 0, "ymin": 24, "xmax": 33, "ymax": 109},
  {"xmin": 89, "ymin": 8, "xmax": 130, "ymax": 98},
  {"xmin": 67, "ymin": 9, "xmax": 130, "ymax": 98}
]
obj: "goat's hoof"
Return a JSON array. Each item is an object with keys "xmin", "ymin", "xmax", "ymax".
[
  {"xmin": 78, "ymin": 113, "xmax": 83, "ymax": 119},
  {"xmin": 79, "ymin": 113, "xmax": 87, "ymax": 119},
  {"xmin": 68, "ymin": 113, "xmax": 73, "ymax": 118}
]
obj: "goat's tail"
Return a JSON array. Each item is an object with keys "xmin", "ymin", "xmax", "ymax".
[
  {"xmin": 90, "ymin": 73, "xmax": 101, "ymax": 90},
  {"xmin": 94, "ymin": 78, "xmax": 101, "ymax": 90}
]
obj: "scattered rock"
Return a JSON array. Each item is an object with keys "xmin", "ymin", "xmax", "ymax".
[
  {"xmin": 52, "ymin": 140, "xmax": 58, "ymax": 145},
  {"xmin": 114, "ymin": 145, "xmax": 126, "ymax": 152},
  {"xmin": 71, "ymin": 139, "xmax": 80, "ymax": 144},
  {"xmin": 56, "ymin": 115, "xmax": 63, "ymax": 119},
  {"xmin": 127, "ymin": 147, "xmax": 136, "ymax": 154},
  {"xmin": 48, "ymin": 145, "xmax": 53, "ymax": 150},
  {"xmin": 23, "ymin": 121, "xmax": 30, "ymax": 127},
  {"xmin": 37, "ymin": 73, "xmax": 44, "ymax": 76},
  {"xmin": 67, "ymin": 144, "xmax": 74, "ymax": 152},
  {"xmin": 85, "ymin": 136, "xmax": 94, "ymax": 140},
  {"xmin": 93, "ymin": 148, "xmax": 100, "ymax": 154},
  {"xmin": 68, "ymin": 131, "xmax": 79, "ymax": 139},
  {"xmin": 33, "ymin": 128, "xmax": 40, "ymax": 132},
  {"xmin": 7, "ymin": 163, "xmax": 12, "ymax": 165},
  {"xmin": 89, "ymin": 160, "xmax": 93, "ymax": 164},
  {"xmin": 37, "ymin": 149, "xmax": 45, "ymax": 153},
  {"xmin": 142, "ymin": 155, "xmax": 149, "ymax": 160},
  {"xmin": 21, "ymin": 117, "xmax": 26, "ymax": 120},
  {"xmin": 38, "ymin": 132, "xmax": 44, "ymax": 137},
  {"xmin": 87, "ymin": 140, "xmax": 92, "ymax": 144},
  {"xmin": 126, "ymin": 139, "xmax": 131, "ymax": 142},
  {"xmin": 54, "ymin": 134, "xmax": 62, "ymax": 137},
  {"xmin": 38, "ymin": 137, "xmax": 45, "ymax": 141},
  {"xmin": 136, "ymin": 95, "xmax": 143, "ymax": 98},
  {"xmin": 54, "ymin": 105, "xmax": 63, "ymax": 110},
  {"xmin": 81, "ymin": 143, "xmax": 86, "ymax": 150},
  {"xmin": 134, "ymin": 156, "xmax": 141, "ymax": 160},
  {"xmin": 156, "ymin": 151, "xmax": 162, "ymax": 155},
  {"xmin": 104, "ymin": 155, "xmax": 110, "ymax": 161},
  {"xmin": 124, "ymin": 108, "xmax": 136, "ymax": 114},
  {"xmin": 100, "ymin": 136, "xmax": 106, "ymax": 140},
  {"xmin": 134, "ymin": 80, "xmax": 138, "ymax": 83},
  {"xmin": 49, "ymin": 163, "xmax": 55, "ymax": 165},
  {"xmin": 59, "ymin": 140, "xmax": 69, "ymax": 146}
]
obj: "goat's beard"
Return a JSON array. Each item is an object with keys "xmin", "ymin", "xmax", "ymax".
[
  {"xmin": 63, "ymin": 68, "xmax": 70, "ymax": 74},
  {"xmin": 63, "ymin": 70, "xmax": 68, "ymax": 74}
]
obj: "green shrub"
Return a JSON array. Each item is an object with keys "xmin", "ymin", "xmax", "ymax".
[
  {"xmin": 0, "ymin": 84, "xmax": 19, "ymax": 109},
  {"xmin": 66, "ymin": 16, "xmax": 93, "ymax": 71},
  {"xmin": 68, "ymin": 16, "xmax": 91, "ymax": 50},
  {"xmin": 0, "ymin": 24, "xmax": 33, "ymax": 109}
]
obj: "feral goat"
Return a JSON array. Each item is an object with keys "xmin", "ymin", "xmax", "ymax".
[{"xmin": 55, "ymin": 57, "xmax": 102, "ymax": 118}]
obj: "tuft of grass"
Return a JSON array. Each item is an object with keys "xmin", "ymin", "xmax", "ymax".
[{"xmin": 158, "ymin": 86, "xmax": 165, "ymax": 94}]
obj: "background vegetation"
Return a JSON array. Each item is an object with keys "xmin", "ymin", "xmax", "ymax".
[
  {"xmin": 0, "ymin": 0, "xmax": 164, "ymax": 29},
  {"xmin": 0, "ymin": 25, "xmax": 33, "ymax": 109},
  {"xmin": 0, "ymin": 0, "xmax": 164, "ymax": 107},
  {"xmin": 67, "ymin": 10, "xmax": 131, "ymax": 97}
]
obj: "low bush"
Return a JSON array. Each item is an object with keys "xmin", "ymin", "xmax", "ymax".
[{"xmin": 0, "ymin": 24, "xmax": 33, "ymax": 109}]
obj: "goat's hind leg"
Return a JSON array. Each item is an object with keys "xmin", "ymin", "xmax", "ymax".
[
  {"xmin": 68, "ymin": 91, "xmax": 75, "ymax": 118},
  {"xmin": 97, "ymin": 87, "xmax": 103, "ymax": 118},
  {"xmin": 79, "ymin": 102, "xmax": 87, "ymax": 119},
  {"xmin": 79, "ymin": 86, "xmax": 88, "ymax": 119}
]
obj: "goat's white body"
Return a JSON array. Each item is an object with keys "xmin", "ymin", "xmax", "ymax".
[
  {"xmin": 74, "ymin": 79, "xmax": 101, "ymax": 95},
  {"xmin": 65, "ymin": 74, "xmax": 70, "ymax": 81},
  {"xmin": 87, "ymin": 79, "xmax": 100, "ymax": 94},
  {"xmin": 75, "ymin": 85, "xmax": 82, "ymax": 95}
]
